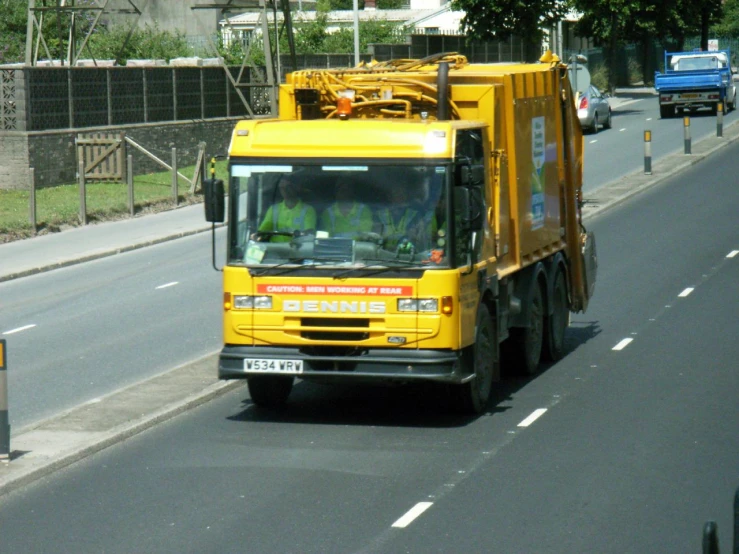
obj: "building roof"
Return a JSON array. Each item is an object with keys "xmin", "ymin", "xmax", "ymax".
[{"xmin": 223, "ymin": 8, "xmax": 440, "ymax": 28}]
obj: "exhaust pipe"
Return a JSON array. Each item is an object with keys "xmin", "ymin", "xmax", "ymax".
[{"xmin": 437, "ymin": 62, "xmax": 449, "ymax": 121}]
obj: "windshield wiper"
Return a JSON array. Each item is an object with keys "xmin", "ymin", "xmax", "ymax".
[
  {"xmin": 251, "ymin": 258, "xmax": 320, "ymax": 276},
  {"xmin": 332, "ymin": 258, "xmax": 419, "ymax": 280}
]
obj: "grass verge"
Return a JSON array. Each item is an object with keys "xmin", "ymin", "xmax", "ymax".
[{"xmin": 0, "ymin": 161, "xmax": 228, "ymax": 243}]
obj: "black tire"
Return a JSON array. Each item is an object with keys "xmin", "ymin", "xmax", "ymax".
[
  {"xmin": 452, "ymin": 304, "xmax": 496, "ymax": 414},
  {"xmin": 592, "ymin": 113, "xmax": 599, "ymax": 134},
  {"xmin": 247, "ymin": 375, "xmax": 294, "ymax": 409},
  {"xmin": 603, "ymin": 109, "xmax": 612, "ymax": 129},
  {"xmin": 543, "ymin": 269, "xmax": 569, "ymax": 362},
  {"xmin": 710, "ymin": 103, "xmax": 718, "ymax": 116},
  {"xmin": 660, "ymin": 104, "xmax": 675, "ymax": 119},
  {"xmin": 509, "ymin": 282, "xmax": 544, "ymax": 375}
]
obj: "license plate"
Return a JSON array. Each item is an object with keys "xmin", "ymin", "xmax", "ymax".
[
  {"xmin": 244, "ymin": 358, "xmax": 303, "ymax": 374},
  {"xmin": 681, "ymin": 93, "xmax": 699, "ymax": 99}
]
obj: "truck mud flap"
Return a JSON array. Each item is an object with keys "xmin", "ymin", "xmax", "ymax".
[{"xmin": 582, "ymin": 231, "xmax": 598, "ymax": 300}]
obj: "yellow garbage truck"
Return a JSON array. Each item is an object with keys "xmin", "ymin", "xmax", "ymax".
[{"xmin": 204, "ymin": 52, "xmax": 597, "ymax": 413}]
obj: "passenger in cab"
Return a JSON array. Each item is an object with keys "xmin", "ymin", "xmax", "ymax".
[
  {"xmin": 257, "ymin": 174, "xmax": 317, "ymax": 242},
  {"xmin": 319, "ymin": 176, "xmax": 373, "ymax": 238}
]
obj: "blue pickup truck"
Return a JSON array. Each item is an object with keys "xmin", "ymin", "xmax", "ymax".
[{"xmin": 654, "ymin": 50, "xmax": 736, "ymax": 118}]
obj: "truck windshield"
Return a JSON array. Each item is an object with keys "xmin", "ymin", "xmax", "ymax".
[{"xmin": 227, "ymin": 162, "xmax": 451, "ymax": 270}]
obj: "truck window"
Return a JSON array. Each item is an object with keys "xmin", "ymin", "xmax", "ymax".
[{"xmin": 227, "ymin": 162, "xmax": 452, "ymax": 269}]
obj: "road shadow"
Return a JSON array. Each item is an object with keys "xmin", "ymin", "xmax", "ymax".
[
  {"xmin": 226, "ymin": 320, "xmax": 602, "ymax": 428},
  {"xmin": 612, "ymin": 108, "xmax": 646, "ymax": 116},
  {"xmin": 227, "ymin": 378, "xmax": 520, "ymax": 428}
]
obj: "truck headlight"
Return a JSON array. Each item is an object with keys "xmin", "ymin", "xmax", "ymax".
[
  {"xmin": 233, "ymin": 295, "xmax": 273, "ymax": 309},
  {"xmin": 397, "ymin": 298, "xmax": 438, "ymax": 312}
]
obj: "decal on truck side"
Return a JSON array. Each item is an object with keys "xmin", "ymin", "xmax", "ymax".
[{"xmin": 531, "ymin": 116, "xmax": 546, "ymax": 230}]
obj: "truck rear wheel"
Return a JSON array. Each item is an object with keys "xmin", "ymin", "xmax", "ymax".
[
  {"xmin": 660, "ymin": 105, "xmax": 675, "ymax": 119},
  {"xmin": 452, "ymin": 304, "xmax": 496, "ymax": 414},
  {"xmin": 543, "ymin": 269, "xmax": 569, "ymax": 362},
  {"xmin": 507, "ymin": 282, "xmax": 544, "ymax": 375},
  {"xmin": 247, "ymin": 375, "xmax": 294, "ymax": 409}
]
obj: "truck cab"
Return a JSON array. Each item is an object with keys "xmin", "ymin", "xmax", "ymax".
[{"xmin": 655, "ymin": 50, "xmax": 736, "ymax": 118}]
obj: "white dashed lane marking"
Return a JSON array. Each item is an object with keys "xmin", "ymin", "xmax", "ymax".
[
  {"xmin": 678, "ymin": 288, "xmax": 694, "ymax": 297},
  {"xmin": 2, "ymin": 324, "xmax": 37, "ymax": 335},
  {"xmin": 517, "ymin": 408, "xmax": 547, "ymax": 428},
  {"xmin": 612, "ymin": 338, "xmax": 633, "ymax": 351},
  {"xmin": 155, "ymin": 281, "xmax": 179, "ymax": 290},
  {"xmin": 391, "ymin": 502, "xmax": 433, "ymax": 528},
  {"xmin": 727, "ymin": 250, "xmax": 738, "ymax": 258}
]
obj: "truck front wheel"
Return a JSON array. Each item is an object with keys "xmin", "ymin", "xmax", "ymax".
[
  {"xmin": 452, "ymin": 304, "xmax": 496, "ymax": 414},
  {"xmin": 247, "ymin": 375, "xmax": 294, "ymax": 409}
]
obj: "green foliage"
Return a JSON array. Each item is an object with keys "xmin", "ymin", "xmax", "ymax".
[
  {"xmin": 449, "ymin": 0, "xmax": 569, "ymax": 54},
  {"xmin": 328, "ymin": 0, "xmax": 404, "ymax": 9},
  {"xmin": 573, "ymin": 0, "xmax": 723, "ymax": 50},
  {"xmin": 712, "ymin": 0, "xmax": 739, "ymax": 38},
  {"xmin": 0, "ymin": 0, "xmax": 29, "ymax": 63},
  {"xmin": 85, "ymin": 24, "xmax": 193, "ymax": 64},
  {"xmin": 589, "ymin": 63, "xmax": 609, "ymax": 90}
]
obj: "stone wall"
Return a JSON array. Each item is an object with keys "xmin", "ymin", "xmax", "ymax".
[{"xmin": 0, "ymin": 118, "xmax": 241, "ymax": 190}]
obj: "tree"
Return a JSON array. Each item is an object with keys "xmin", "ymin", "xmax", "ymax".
[
  {"xmin": 712, "ymin": 0, "xmax": 739, "ymax": 38},
  {"xmin": 449, "ymin": 0, "xmax": 570, "ymax": 61},
  {"xmin": 574, "ymin": 0, "xmax": 724, "ymax": 87},
  {"xmin": 0, "ymin": 0, "xmax": 27, "ymax": 63},
  {"xmin": 712, "ymin": 0, "xmax": 739, "ymax": 37}
]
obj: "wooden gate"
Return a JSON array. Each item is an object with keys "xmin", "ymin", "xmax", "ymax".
[{"xmin": 76, "ymin": 132, "xmax": 127, "ymax": 181}]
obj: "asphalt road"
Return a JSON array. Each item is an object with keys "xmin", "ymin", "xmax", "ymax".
[
  {"xmin": 582, "ymin": 94, "xmax": 738, "ymax": 192},
  {"xmin": 3, "ymin": 91, "xmax": 736, "ymax": 434},
  {"xmin": 1, "ymin": 131, "xmax": 736, "ymax": 552},
  {"xmin": 0, "ymin": 233, "xmax": 225, "ymax": 429}
]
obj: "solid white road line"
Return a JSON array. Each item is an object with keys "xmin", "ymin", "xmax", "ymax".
[
  {"xmin": 391, "ymin": 502, "xmax": 433, "ymax": 528},
  {"xmin": 2, "ymin": 324, "xmax": 37, "ymax": 335},
  {"xmin": 517, "ymin": 408, "xmax": 547, "ymax": 428},
  {"xmin": 678, "ymin": 287, "xmax": 694, "ymax": 297},
  {"xmin": 727, "ymin": 250, "xmax": 738, "ymax": 258},
  {"xmin": 156, "ymin": 281, "xmax": 179, "ymax": 290},
  {"xmin": 612, "ymin": 338, "xmax": 633, "ymax": 351}
]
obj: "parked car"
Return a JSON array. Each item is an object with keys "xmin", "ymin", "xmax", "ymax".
[{"xmin": 577, "ymin": 85, "xmax": 612, "ymax": 133}]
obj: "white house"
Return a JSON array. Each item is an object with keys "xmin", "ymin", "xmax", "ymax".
[{"xmin": 220, "ymin": 0, "xmax": 465, "ymax": 47}]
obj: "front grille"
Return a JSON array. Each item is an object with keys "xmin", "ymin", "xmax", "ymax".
[{"xmin": 301, "ymin": 317, "xmax": 370, "ymax": 341}]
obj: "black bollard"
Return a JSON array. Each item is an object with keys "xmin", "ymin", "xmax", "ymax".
[
  {"xmin": 733, "ymin": 486, "xmax": 738, "ymax": 554},
  {"xmin": 717, "ymin": 102, "xmax": 724, "ymax": 138},
  {"xmin": 0, "ymin": 339, "xmax": 8, "ymax": 463},
  {"xmin": 703, "ymin": 521, "xmax": 719, "ymax": 554}
]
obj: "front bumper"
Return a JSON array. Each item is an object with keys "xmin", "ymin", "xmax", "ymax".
[{"xmin": 218, "ymin": 345, "xmax": 469, "ymax": 384}]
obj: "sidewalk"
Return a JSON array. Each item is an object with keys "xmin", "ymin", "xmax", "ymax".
[
  {"xmin": 2, "ymin": 100, "xmax": 739, "ymax": 498},
  {"xmin": 0, "ymin": 202, "xmax": 213, "ymax": 283}
]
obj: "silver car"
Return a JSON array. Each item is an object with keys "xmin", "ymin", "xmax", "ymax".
[{"xmin": 577, "ymin": 85, "xmax": 612, "ymax": 133}]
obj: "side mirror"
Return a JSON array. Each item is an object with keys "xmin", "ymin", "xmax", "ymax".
[
  {"xmin": 204, "ymin": 178, "xmax": 225, "ymax": 223},
  {"xmin": 454, "ymin": 186, "xmax": 484, "ymax": 231},
  {"xmin": 455, "ymin": 164, "xmax": 485, "ymax": 186}
]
